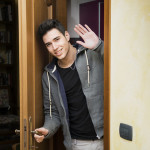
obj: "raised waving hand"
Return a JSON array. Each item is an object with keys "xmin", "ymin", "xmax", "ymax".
[{"xmin": 74, "ymin": 24, "xmax": 99, "ymax": 49}]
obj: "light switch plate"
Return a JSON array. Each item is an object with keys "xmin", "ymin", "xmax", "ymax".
[{"xmin": 119, "ymin": 123, "xmax": 133, "ymax": 141}]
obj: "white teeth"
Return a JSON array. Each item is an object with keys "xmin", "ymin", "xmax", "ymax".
[{"xmin": 55, "ymin": 49, "xmax": 62, "ymax": 56}]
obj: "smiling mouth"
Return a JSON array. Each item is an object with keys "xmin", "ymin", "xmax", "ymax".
[{"xmin": 55, "ymin": 49, "xmax": 63, "ymax": 56}]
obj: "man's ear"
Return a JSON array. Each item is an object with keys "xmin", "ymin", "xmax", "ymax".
[{"xmin": 65, "ymin": 31, "xmax": 70, "ymax": 41}]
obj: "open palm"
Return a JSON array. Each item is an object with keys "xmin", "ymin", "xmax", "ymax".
[{"xmin": 74, "ymin": 24, "xmax": 99, "ymax": 49}]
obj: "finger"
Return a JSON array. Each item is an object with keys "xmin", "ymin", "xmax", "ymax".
[
  {"xmin": 78, "ymin": 24, "xmax": 88, "ymax": 33},
  {"xmin": 74, "ymin": 28, "xmax": 84, "ymax": 38},
  {"xmin": 35, "ymin": 128, "xmax": 43, "ymax": 132},
  {"xmin": 34, "ymin": 134, "xmax": 43, "ymax": 139},
  {"xmin": 34, "ymin": 134, "xmax": 39, "ymax": 138},
  {"xmin": 36, "ymin": 138, "xmax": 40, "ymax": 143},
  {"xmin": 75, "ymin": 25, "xmax": 85, "ymax": 35},
  {"xmin": 84, "ymin": 24, "xmax": 92, "ymax": 32},
  {"xmin": 38, "ymin": 136, "xmax": 44, "ymax": 142},
  {"xmin": 34, "ymin": 134, "xmax": 44, "ymax": 143},
  {"xmin": 35, "ymin": 128, "xmax": 46, "ymax": 135},
  {"xmin": 76, "ymin": 41, "xmax": 86, "ymax": 47},
  {"xmin": 35, "ymin": 129, "xmax": 42, "ymax": 134},
  {"xmin": 34, "ymin": 134, "xmax": 40, "ymax": 141}
]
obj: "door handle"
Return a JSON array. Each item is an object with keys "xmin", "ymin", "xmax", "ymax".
[
  {"xmin": 29, "ymin": 116, "xmax": 39, "ymax": 149},
  {"xmin": 15, "ymin": 118, "xmax": 38, "ymax": 149},
  {"xmin": 15, "ymin": 129, "xmax": 20, "ymax": 135},
  {"xmin": 15, "ymin": 119, "xmax": 27, "ymax": 149}
]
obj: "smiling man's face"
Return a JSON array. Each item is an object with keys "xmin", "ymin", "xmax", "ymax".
[{"xmin": 43, "ymin": 28, "xmax": 70, "ymax": 60}]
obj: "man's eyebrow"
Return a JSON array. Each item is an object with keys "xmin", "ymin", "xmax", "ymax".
[
  {"xmin": 45, "ymin": 42, "xmax": 51, "ymax": 46},
  {"xmin": 45, "ymin": 36, "xmax": 61, "ymax": 46},
  {"xmin": 53, "ymin": 36, "xmax": 60, "ymax": 40}
]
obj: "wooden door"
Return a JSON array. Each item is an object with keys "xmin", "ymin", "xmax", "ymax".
[
  {"xmin": 18, "ymin": 0, "xmax": 52, "ymax": 149},
  {"xmin": 53, "ymin": 0, "xmax": 67, "ymax": 29}
]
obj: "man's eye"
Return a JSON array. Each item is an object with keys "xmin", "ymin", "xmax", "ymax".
[
  {"xmin": 46, "ymin": 43, "xmax": 51, "ymax": 47},
  {"xmin": 55, "ymin": 38, "xmax": 60, "ymax": 41}
]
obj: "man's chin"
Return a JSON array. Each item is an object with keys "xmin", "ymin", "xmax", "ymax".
[{"xmin": 56, "ymin": 55, "xmax": 65, "ymax": 60}]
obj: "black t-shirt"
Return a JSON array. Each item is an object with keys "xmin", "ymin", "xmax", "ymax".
[{"xmin": 57, "ymin": 62, "xmax": 97, "ymax": 140}]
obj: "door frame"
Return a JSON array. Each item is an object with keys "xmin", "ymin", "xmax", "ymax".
[
  {"xmin": 104, "ymin": 0, "xmax": 111, "ymax": 150},
  {"xmin": 18, "ymin": 0, "xmax": 111, "ymax": 149}
]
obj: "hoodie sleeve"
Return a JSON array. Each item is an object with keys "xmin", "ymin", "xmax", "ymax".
[
  {"xmin": 92, "ymin": 39, "xmax": 104, "ymax": 63},
  {"xmin": 42, "ymin": 72, "xmax": 61, "ymax": 139}
]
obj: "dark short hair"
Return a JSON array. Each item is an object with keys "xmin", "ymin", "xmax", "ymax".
[{"xmin": 38, "ymin": 19, "xmax": 65, "ymax": 39}]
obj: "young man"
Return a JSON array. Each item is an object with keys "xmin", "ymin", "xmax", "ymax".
[{"xmin": 34, "ymin": 19, "xmax": 104, "ymax": 150}]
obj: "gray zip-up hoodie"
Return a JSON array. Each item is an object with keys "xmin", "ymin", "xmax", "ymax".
[{"xmin": 42, "ymin": 40, "xmax": 104, "ymax": 150}]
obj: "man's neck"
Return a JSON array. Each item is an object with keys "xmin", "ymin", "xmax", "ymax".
[{"xmin": 58, "ymin": 44, "xmax": 77, "ymax": 68}]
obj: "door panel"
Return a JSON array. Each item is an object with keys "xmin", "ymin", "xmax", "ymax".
[
  {"xmin": 19, "ymin": 0, "xmax": 51, "ymax": 149},
  {"xmin": 53, "ymin": 0, "xmax": 67, "ymax": 29}
]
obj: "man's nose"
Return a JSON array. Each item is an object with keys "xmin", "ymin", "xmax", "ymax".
[{"xmin": 52, "ymin": 43, "xmax": 58, "ymax": 50}]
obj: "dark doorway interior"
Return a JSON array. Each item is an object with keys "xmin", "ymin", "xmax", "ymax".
[
  {"xmin": 80, "ymin": 0, "xmax": 104, "ymax": 40},
  {"xmin": 0, "ymin": 0, "xmax": 20, "ymax": 149}
]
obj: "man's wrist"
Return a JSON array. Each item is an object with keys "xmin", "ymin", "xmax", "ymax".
[
  {"xmin": 91, "ymin": 39, "xmax": 102, "ymax": 50},
  {"xmin": 44, "ymin": 131, "xmax": 50, "ymax": 139}
]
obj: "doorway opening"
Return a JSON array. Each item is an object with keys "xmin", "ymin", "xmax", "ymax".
[
  {"xmin": 0, "ymin": 0, "xmax": 110, "ymax": 149},
  {"xmin": 52, "ymin": 1, "xmax": 105, "ymax": 149},
  {"xmin": 0, "ymin": 0, "xmax": 20, "ymax": 149},
  {"xmin": 67, "ymin": 0, "xmax": 104, "ymax": 45},
  {"xmin": 67, "ymin": 1, "xmax": 110, "ymax": 150}
]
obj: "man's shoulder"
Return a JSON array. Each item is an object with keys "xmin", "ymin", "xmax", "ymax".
[{"xmin": 42, "ymin": 71, "xmax": 47, "ymax": 80}]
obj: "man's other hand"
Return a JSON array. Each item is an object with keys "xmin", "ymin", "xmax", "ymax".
[{"xmin": 34, "ymin": 127, "xmax": 49, "ymax": 143}]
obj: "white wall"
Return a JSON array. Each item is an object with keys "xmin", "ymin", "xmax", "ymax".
[
  {"xmin": 110, "ymin": 0, "xmax": 150, "ymax": 149},
  {"xmin": 67, "ymin": 0, "xmax": 95, "ymax": 38}
]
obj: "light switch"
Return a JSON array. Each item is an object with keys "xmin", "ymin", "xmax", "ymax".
[{"xmin": 119, "ymin": 123, "xmax": 133, "ymax": 141}]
